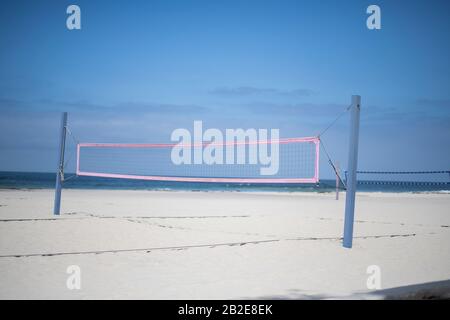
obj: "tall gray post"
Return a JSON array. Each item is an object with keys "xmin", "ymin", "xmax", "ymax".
[
  {"xmin": 54, "ymin": 112, "xmax": 68, "ymax": 215},
  {"xmin": 343, "ymin": 96, "xmax": 360, "ymax": 248}
]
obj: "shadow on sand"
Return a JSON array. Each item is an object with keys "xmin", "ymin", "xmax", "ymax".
[{"xmin": 246, "ymin": 279, "xmax": 450, "ymax": 300}]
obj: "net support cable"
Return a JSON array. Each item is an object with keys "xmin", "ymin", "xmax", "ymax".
[{"xmin": 316, "ymin": 104, "xmax": 353, "ymax": 190}]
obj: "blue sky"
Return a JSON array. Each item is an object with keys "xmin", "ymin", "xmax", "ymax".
[{"xmin": 0, "ymin": 0, "xmax": 449, "ymax": 177}]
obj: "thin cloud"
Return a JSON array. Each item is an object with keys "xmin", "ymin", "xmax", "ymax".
[
  {"xmin": 0, "ymin": 98, "xmax": 208, "ymax": 114},
  {"xmin": 210, "ymin": 86, "xmax": 314, "ymax": 97},
  {"xmin": 242, "ymin": 101, "xmax": 346, "ymax": 117},
  {"xmin": 416, "ymin": 98, "xmax": 450, "ymax": 108}
]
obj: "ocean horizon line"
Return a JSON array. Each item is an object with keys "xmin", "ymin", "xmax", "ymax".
[{"xmin": 0, "ymin": 171, "xmax": 449, "ymax": 194}]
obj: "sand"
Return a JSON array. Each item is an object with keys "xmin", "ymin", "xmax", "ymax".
[{"xmin": 0, "ymin": 189, "xmax": 449, "ymax": 299}]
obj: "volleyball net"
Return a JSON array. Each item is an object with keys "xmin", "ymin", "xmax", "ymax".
[
  {"xmin": 349, "ymin": 170, "xmax": 450, "ymax": 186},
  {"xmin": 76, "ymin": 137, "xmax": 320, "ymax": 184},
  {"xmin": 55, "ymin": 95, "xmax": 360, "ymax": 248}
]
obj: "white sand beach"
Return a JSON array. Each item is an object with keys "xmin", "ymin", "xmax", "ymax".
[{"xmin": 0, "ymin": 189, "xmax": 449, "ymax": 299}]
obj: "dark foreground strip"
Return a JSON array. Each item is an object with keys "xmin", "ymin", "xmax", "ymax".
[{"xmin": 0, "ymin": 300, "xmax": 448, "ymax": 318}]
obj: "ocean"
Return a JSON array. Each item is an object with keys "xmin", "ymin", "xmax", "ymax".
[{"xmin": 0, "ymin": 171, "xmax": 449, "ymax": 193}]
